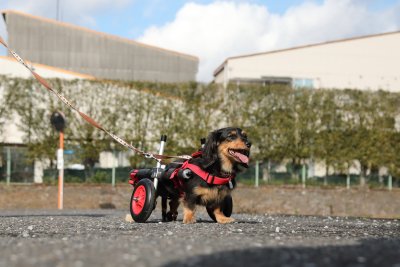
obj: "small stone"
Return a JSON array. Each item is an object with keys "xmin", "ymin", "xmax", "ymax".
[
  {"xmin": 357, "ymin": 256, "xmax": 366, "ymax": 263},
  {"xmin": 275, "ymin": 227, "xmax": 280, "ymax": 233},
  {"xmin": 22, "ymin": 231, "xmax": 29, "ymax": 238}
]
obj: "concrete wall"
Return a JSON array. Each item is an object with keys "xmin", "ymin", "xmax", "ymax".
[
  {"xmin": 214, "ymin": 31, "xmax": 400, "ymax": 92},
  {"xmin": 3, "ymin": 11, "xmax": 198, "ymax": 83}
]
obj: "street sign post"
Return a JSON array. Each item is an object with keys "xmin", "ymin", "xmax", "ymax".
[{"xmin": 51, "ymin": 111, "xmax": 66, "ymax": 210}]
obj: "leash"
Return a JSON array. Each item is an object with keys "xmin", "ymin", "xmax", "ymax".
[{"xmin": 0, "ymin": 36, "xmax": 192, "ymax": 163}]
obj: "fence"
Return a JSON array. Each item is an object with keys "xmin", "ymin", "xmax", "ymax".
[
  {"xmin": 237, "ymin": 162, "xmax": 398, "ymax": 189},
  {"xmin": 42, "ymin": 167, "xmax": 132, "ymax": 184},
  {"xmin": 1, "ymin": 146, "xmax": 398, "ymax": 189},
  {"xmin": 0, "ymin": 145, "xmax": 34, "ymax": 184}
]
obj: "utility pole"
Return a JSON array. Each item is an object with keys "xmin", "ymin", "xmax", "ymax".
[{"xmin": 56, "ymin": 0, "xmax": 61, "ymax": 21}]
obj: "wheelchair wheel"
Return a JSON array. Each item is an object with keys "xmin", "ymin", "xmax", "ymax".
[
  {"xmin": 130, "ymin": 178, "xmax": 156, "ymax": 223},
  {"xmin": 206, "ymin": 195, "xmax": 233, "ymax": 222}
]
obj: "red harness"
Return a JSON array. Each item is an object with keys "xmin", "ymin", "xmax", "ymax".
[
  {"xmin": 129, "ymin": 151, "xmax": 235, "ymax": 195},
  {"xmin": 169, "ymin": 160, "xmax": 234, "ymax": 196},
  {"xmin": 175, "ymin": 160, "xmax": 234, "ymax": 185},
  {"xmin": 168, "ymin": 151, "xmax": 235, "ymax": 193}
]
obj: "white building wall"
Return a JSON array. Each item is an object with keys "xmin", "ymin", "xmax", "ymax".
[
  {"xmin": 215, "ymin": 32, "xmax": 400, "ymax": 92},
  {"xmin": 99, "ymin": 151, "xmax": 132, "ymax": 168},
  {"xmin": 0, "ymin": 57, "xmax": 95, "ymax": 183},
  {"xmin": 0, "ymin": 56, "xmax": 95, "ymax": 80},
  {"xmin": 0, "ymin": 56, "xmax": 94, "ymax": 145}
]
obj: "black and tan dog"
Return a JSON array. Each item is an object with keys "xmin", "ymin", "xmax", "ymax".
[{"xmin": 160, "ymin": 127, "xmax": 251, "ymax": 224}]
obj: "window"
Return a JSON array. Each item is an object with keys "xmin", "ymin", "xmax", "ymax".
[{"xmin": 293, "ymin": 78, "xmax": 314, "ymax": 89}]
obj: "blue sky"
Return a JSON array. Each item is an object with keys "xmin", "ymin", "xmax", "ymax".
[{"xmin": 1, "ymin": 0, "xmax": 400, "ymax": 81}]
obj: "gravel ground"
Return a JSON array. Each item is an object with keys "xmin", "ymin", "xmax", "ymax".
[{"xmin": 0, "ymin": 209, "xmax": 399, "ymax": 267}]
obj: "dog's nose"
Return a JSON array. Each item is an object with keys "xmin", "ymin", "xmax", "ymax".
[{"xmin": 246, "ymin": 141, "xmax": 252, "ymax": 148}]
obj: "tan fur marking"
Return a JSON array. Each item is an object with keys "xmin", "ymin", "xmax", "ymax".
[
  {"xmin": 214, "ymin": 207, "xmax": 235, "ymax": 224},
  {"xmin": 194, "ymin": 187, "xmax": 229, "ymax": 205},
  {"xmin": 218, "ymin": 139, "xmax": 249, "ymax": 173},
  {"xmin": 183, "ymin": 205, "xmax": 196, "ymax": 224}
]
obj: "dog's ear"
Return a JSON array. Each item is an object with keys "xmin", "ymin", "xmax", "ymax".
[{"xmin": 201, "ymin": 130, "xmax": 221, "ymax": 168}]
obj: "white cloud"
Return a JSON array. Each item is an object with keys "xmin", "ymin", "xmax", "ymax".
[{"xmin": 138, "ymin": 0, "xmax": 400, "ymax": 82}]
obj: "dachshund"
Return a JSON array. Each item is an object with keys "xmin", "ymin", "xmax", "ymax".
[{"xmin": 159, "ymin": 127, "xmax": 251, "ymax": 224}]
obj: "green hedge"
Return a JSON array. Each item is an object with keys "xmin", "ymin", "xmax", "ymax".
[{"xmin": 1, "ymin": 75, "xmax": 400, "ymax": 185}]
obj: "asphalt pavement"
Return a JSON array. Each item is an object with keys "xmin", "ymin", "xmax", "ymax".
[{"xmin": 0, "ymin": 209, "xmax": 399, "ymax": 267}]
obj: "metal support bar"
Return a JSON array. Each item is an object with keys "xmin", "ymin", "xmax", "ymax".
[
  {"xmin": 6, "ymin": 147, "xmax": 11, "ymax": 185},
  {"xmin": 154, "ymin": 135, "xmax": 167, "ymax": 190},
  {"xmin": 112, "ymin": 149, "xmax": 116, "ymax": 187},
  {"xmin": 255, "ymin": 160, "xmax": 259, "ymax": 188}
]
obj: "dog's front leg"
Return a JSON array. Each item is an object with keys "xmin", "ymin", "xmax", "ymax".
[
  {"xmin": 214, "ymin": 207, "xmax": 235, "ymax": 224},
  {"xmin": 166, "ymin": 197, "xmax": 179, "ymax": 221},
  {"xmin": 161, "ymin": 195, "xmax": 168, "ymax": 222},
  {"xmin": 182, "ymin": 200, "xmax": 196, "ymax": 224}
]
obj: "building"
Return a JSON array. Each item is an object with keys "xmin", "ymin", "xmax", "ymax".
[
  {"xmin": 0, "ymin": 55, "xmax": 95, "ymax": 81},
  {"xmin": 0, "ymin": 10, "xmax": 198, "ymax": 184},
  {"xmin": 214, "ymin": 31, "xmax": 400, "ymax": 92},
  {"xmin": 0, "ymin": 56, "xmax": 95, "ymax": 184},
  {"xmin": 2, "ymin": 10, "xmax": 198, "ymax": 83},
  {"xmin": 0, "ymin": 55, "xmax": 94, "ymax": 145}
]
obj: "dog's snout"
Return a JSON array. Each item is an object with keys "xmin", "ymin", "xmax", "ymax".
[{"xmin": 245, "ymin": 141, "xmax": 252, "ymax": 148}]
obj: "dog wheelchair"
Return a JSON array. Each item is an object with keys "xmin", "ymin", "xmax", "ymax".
[{"xmin": 128, "ymin": 135, "xmax": 233, "ymax": 223}]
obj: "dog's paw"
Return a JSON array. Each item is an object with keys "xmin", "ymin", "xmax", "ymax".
[
  {"xmin": 183, "ymin": 218, "xmax": 196, "ymax": 224},
  {"xmin": 166, "ymin": 211, "xmax": 178, "ymax": 222},
  {"xmin": 216, "ymin": 216, "xmax": 235, "ymax": 224},
  {"xmin": 183, "ymin": 215, "xmax": 196, "ymax": 224},
  {"xmin": 125, "ymin": 213, "xmax": 134, "ymax": 223}
]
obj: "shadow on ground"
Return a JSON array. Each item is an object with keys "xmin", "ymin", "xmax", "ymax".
[{"xmin": 163, "ymin": 238, "xmax": 400, "ymax": 267}]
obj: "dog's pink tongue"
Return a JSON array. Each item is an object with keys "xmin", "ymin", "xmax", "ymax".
[{"xmin": 233, "ymin": 151, "xmax": 249, "ymax": 164}]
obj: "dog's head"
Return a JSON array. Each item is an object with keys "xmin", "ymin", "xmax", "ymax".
[{"xmin": 202, "ymin": 127, "xmax": 251, "ymax": 173}]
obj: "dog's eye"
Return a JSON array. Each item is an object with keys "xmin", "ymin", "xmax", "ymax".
[{"xmin": 227, "ymin": 134, "xmax": 237, "ymax": 141}]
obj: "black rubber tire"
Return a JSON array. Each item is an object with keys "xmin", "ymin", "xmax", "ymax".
[
  {"xmin": 206, "ymin": 195, "xmax": 233, "ymax": 222},
  {"xmin": 130, "ymin": 179, "xmax": 156, "ymax": 223}
]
